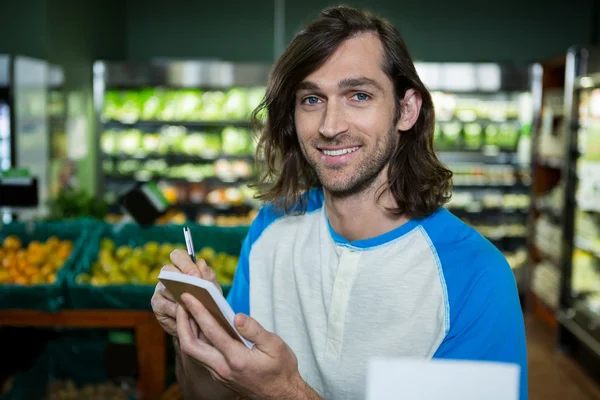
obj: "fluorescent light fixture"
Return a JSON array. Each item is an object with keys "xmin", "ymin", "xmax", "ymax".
[
  {"xmin": 442, "ymin": 63, "xmax": 476, "ymax": 91},
  {"xmin": 477, "ymin": 64, "xmax": 501, "ymax": 91}
]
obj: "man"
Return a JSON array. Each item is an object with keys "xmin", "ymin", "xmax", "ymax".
[{"xmin": 151, "ymin": 5, "xmax": 527, "ymax": 400}]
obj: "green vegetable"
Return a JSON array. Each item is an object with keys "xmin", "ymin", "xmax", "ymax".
[
  {"xmin": 222, "ymin": 88, "xmax": 249, "ymax": 120},
  {"xmin": 47, "ymin": 188, "xmax": 108, "ymax": 220},
  {"xmin": 222, "ymin": 127, "xmax": 251, "ymax": 155}
]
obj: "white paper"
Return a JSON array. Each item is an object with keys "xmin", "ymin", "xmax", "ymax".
[{"xmin": 366, "ymin": 358, "xmax": 520, "ymax": 400}]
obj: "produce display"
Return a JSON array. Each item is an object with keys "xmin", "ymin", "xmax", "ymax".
[
  {"xmin": 431, "ymin": 91, "xmax": 529, "ymax": 151},
  {"xmin": 449, "ymin": 163, "xmax": 522, "ymax": 186},
  {"xmin": 102, "ymin": 87, "xmax": 266, "ymax": 123},
  {"xmin": 503, "ymin": 248, "xmax": 528, "ymax": 270},
  {"xmin": 76, "ymin": 239, "xmax": 239, "ymax": 286},
  {"xmin": 447, "ymin": 190, "xmax": 530, "ymax": 211},
  {"xmin": 44, "ymin": 380, "xmax": 131, "ymax": 400},
  {"xmin": 101, "ymin": 126, "xmax": 256, "ymax": 159},
  {"xmin": 534, "ymin": 215, "xmax": 563, "ymax": 262},
  {"xmin": 532, "ymin": 260, "xmax": 561, "ymax": 310},
  {"xmin": 0, "ymin": 236, "xmax": 73, "ymax": 285}
]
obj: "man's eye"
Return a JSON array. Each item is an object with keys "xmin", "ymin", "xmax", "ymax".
[
  {"xmin": 303, "ymin": 96, "xmax": 321, "ymax": 105},
  {"xmin": 352, "ymin": 93, "xmax": 370, "ymax": 101}
]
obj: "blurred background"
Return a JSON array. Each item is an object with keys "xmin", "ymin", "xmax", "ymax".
[{"xmin": 1, "ymin": 0, "xmax": 600, "ymax": 399}]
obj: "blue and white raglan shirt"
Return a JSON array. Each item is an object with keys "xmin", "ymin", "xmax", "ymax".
[{"xmin": 226, "ymin": 188, "xmax": 527, "ymax": 400}]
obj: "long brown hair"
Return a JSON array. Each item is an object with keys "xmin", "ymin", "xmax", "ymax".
[{"xmin": 251, "ymin": 5, "xmax": 452, "ymax": 217}]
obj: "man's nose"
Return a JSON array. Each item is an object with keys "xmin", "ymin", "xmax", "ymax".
[{"xmin": 319, "ymin": 101, "xmax": 350, "ymax": 138}]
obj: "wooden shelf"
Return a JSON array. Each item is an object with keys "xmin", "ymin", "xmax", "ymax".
[{"xmin": 0, "ymin": 310, "xmax": 166, "ymax": 400}]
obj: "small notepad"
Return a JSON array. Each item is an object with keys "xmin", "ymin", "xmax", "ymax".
[
  {"xmin": 158, "ymin": 270, "xmax": 254, "ymax": 349},
  {"xmin": 366, "ymin": 358, "xmax": 520, "ymax": 400}
]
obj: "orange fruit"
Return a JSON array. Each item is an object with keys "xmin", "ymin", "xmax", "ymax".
[
  {"xmin": 28, "ymin": 240, "xmax": 42, "ymax": 251},
  {"xmin": 47, "ymin": 273, "xmax": 57, "ymax": 284},
  {"xmin": 17, "ymin": 259, "xmax": 28, "ymax": 272},
  {"xmin": 57, "ymin": 247, "xmax": 70, "ymax": 260},
  {"xmin": 41, "ymin": 264, "xmax": 53, "ymax": 277},
  {"xmin": 46, "ymin": 236, "xmax": 60, "ymax": 250},
  {"xmin": 26, "ymin": 254, "xmax": 43, "ymax": 266},
  {"xmin": 9, "ymin": 269, "xmax": 19, "ymax": 281},
  {"xmin": 30, "ymin": 275, "xmax": 43, "ymax": 285},
  {"xmin": 3, "ymin": 236, "xmax": 22, "ymax": 251},
  {"xmin": 16, "ymin": 249, "xmax": 27, "ymax": 260},
  {"xmin": 24, "ymin": 267, "xmax": 37, "ymax": 277},
  {"xmin": 0, "ymin": 270, "xmax": 10, "ymax": 283},
  {"xmin": 2, "ymin": 255, "xmax": 17, "ymax": 270},
  {"xmin": 14, "ymin": 275, "xmax": 28, "ymax": 285}
]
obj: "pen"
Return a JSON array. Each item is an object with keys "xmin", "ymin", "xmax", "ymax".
[{"xmin": 183, "ymin": 226, "xmax": 196, "ymax": 263}]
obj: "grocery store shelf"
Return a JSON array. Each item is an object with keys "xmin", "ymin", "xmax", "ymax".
[
  {"xmin": 574, "ymin": 236, "xmax": 600, "ymax": 259},
  {"xmin": 536, "ymin": 206, "xmax": 562, "ymax": 225},
  {"xmin": 558, "ymin": 309, "xmax": 600, "ymax": 359},
  {"xmin": 452, "ymin": 182, "xmax": 531, "ymax": 191},
  {"xmin": 536, "ymin": 156, "xmax": 564, "ymax": 169},
  {"xmin": 175, "ymin": 202, "xmax": 255, "ymax": 214},
  {"xmin": 535, "ymin": 246, "xmax": 563, "ymax": 268},
  {"xmin": 438, "ymin": 150, "xmax": 520, "ymax": 165},
  {"xmin": 103, "ymin": 153, "xmax": 254, "ymax": 164},
  {"xmin": 103, "ymin": 119, "xmax": 252, "ymax": 131},
  {"xmin": 449, "ymin": 207, "xmax": 529, "ymax": 217},
  {"xmin": 104, "ymin": 174, "xmax": 254, "ymax": 185}
]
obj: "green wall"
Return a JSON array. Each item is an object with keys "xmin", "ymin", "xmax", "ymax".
[
  {"xmin": 125, "ymin": 0, "xmax": 275, "ymax": 62},
  {"xmin": 286, "ymin": 0, "xmax": 595, "ymax": 62},
  {"xmin": 124, "ymin": 0, "xmax": 597, "ymax": 64},
  {"xmin": 0, "ymin": 1, "xmax": 47, "ymax": 59}
]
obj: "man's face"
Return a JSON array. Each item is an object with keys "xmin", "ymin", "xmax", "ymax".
[{"xmin": 294, "ymin": 32, "xmax": 399, "ymax": 197}]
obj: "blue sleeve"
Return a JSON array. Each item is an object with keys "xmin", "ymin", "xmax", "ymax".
[
  {"xmin": 226, "ymin": 204, "xmax": 280, "ymax": 315},
  {"xmin": 226, "ymin": 234, "xmax": 251, "ymax": 315},
  {"xmin": 432, "ymin": 244, "xmax": 528, "ymax": 400}
]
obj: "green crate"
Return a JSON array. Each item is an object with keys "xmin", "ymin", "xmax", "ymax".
[
  {"xmin": 67, "ymin": 223, "xmax": 248, "ymax": 310},
  {"xmin": 0, "ymin": 220, "xmax": 94, "ymax": 311},
  {"xmin": 0, "ymin": 331, "xmax": 134, "ymax": 400}
]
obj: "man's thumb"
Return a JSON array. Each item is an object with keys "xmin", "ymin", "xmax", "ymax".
[{"xmin": 235, "ymin": 314, "xmax": 271, "ymax": 350}]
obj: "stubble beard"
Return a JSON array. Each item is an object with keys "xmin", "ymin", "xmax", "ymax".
[{"xmin": 300, "ymin": 125, "xmax": 398, "ymax": 199}]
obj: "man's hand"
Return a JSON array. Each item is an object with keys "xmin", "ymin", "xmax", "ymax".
[
  {"xmin": 151, "ymin": 249, "xmax": 221, "ymax": 337},
  {"xmin": 176, "ymin": 294, "xmax": 322, "ymax": 400}
]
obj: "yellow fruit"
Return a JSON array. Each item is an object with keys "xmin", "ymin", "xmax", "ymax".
[
  {"xmin": 46, "ymin": 236, "xmax": 60, "ymax": 250},
  {"xmin": 47, "ymin": 273, "xmax": 57, "ymax": 284},
  {"xmin": 2, "ymin": 254, "xmax": 17, "ymax": 270},
  {"xmin": 26, "ymin": 252, "xmax": 45, "ymax": 266},
  {"xmin": 0, "ymin": 270, "xmax": 10, "ymax": 283},
  {"xmin": 3, "ymin": 236, "xmax": 22, "ymax": 251},
  {"xmin": 41, "ymin": 264, "xmax": 54, "ymax": 277},
  {"xmin": 14, "ymin": 275, "xmax": 28, "ymax": 285},
  {"xmin": 57, "ymin": 245, "xmax": 71, "ymax": 261}
]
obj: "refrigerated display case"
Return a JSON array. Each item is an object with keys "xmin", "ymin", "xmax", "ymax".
[
  {"xmin": 0, "ymin": 55, "xmax": 51, "ymax": 222},
  {"xmin": 558, "ymin": 46, "xmax": 600, "ymax": 384},
  {"xmin": 526, "ymin": 56, "xmax": 568, "ymax": 326},
  {"xmin": 415, "ymin": 62, "xmax": 542, "ymax": 296},
  {"xmin": 0, "ymin": 55, "xmax": 11, "ymax": 173},
  {"xmin": 93, "ymin": 61, "xmax": 270, "ymax": 226}
]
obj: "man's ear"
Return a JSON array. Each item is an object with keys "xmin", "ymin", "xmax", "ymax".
[{"xmin": 396, "ymin": 89, "xmax": 422, "ymax": 132}]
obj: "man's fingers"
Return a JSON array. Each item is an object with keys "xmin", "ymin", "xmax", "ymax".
[
  {"xmin": 156, "ymin": 282, "xmax": 176, "ymax": 302},
  {"xmin": 176, "ymin": 305, "xmax": 230, "ymax": 378},
  {"xmin": 181, "ymin": 293, "xmax": 246, "ymax": 362},
  {"xmin": 170, "ymin": 249, "xmax": 201, "ymax": 277},
  {"xmin": 234, "ymin": 313, "xmax": 276, "ymax": 353}
]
